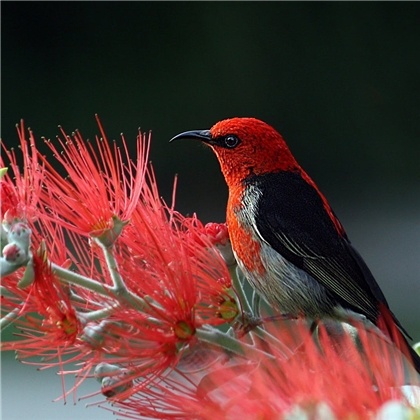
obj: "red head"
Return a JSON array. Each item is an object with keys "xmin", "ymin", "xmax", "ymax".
[{"xmin": 170, "ymin": 117, "xmax": 299, "ymax": 187}]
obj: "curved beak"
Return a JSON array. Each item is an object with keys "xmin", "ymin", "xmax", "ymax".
[{"xmin": 169, "ymin": 129, "xmax": 212, "ymax": 144}]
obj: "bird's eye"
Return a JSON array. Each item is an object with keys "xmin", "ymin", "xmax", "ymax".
[{"xmin": 224, "ymin": 135, "xmax": 240, "ymax": 149}]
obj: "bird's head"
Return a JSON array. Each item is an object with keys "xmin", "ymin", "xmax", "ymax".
[{"xmin": 170, "ymin": 117, "xmax": 299, "ymax": 186}]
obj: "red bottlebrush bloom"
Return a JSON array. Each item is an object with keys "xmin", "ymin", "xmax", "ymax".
[
  {"xmin": 81, "ymin": 309, "xmax": 195, "ymax": 402},
  {"xmin": 1, "ymin": 122, "xmax": 71, "ymax": 272},
  {"xmin": 0, "ymin": 121, "xmax": 45, "ymax": 224},
  {"xmin": 2, "ymin": 252, "xmax": 80, "ymax": 354},
  {"xmin": 203, "ymin": 222, "xmax": 229, "ymax": 247},
  {"xmin": 110, "ymin": 319, "xmax": 419, "ymax": 419},
  {"xmin": 77, "ymin": 238, "xmax": 234, "ymax": 402},
  {"xmin": 83, "ymin": 192, "xmax": 239, "ymax": 401},
  {"xmin": 118, "ymin": 202, "xmax": 236, "ymax": 327},
  {"xmin": 2, "ymin": 118, "xmax": 239, "ymax": 406},
  {"xmin": 185, "ymin": 219, "xmax": 236, "ymax": 268},
  {"xmin": 38, "ymin": 116, "xmax": 148, "ymax": 240},
  {"xmin": 70, "ymin": 184, "xmax": 238, "ymax": 401},
  {"xmin": 176, "ymin": 216, "xmax": 238, "ymax": 321}
]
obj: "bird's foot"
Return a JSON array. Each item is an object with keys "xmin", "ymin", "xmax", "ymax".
[
  {"xmin": 233, "ymin": 312, "xmax": 263, "ymax": 337},
  {"xmin": 233, "ymin": 312, "xmax": 297, "ymax": 338}
]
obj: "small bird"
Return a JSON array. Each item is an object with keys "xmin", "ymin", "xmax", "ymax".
[{"xmin": 171, "ymin": 117, "xmax": 420, "ymax": 373}]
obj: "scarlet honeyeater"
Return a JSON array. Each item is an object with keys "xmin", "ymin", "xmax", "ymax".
[{"xmin": 171, "ymin": 117, "xmax": 420, "ymax": 374}]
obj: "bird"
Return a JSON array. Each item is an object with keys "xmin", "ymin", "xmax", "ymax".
[{"xmin": 170, "ymin": 117, "xmax": 420, "ymax": 374}]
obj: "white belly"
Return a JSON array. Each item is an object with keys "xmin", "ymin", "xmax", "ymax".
[{"xmin": 235, "ymin": 241, "xmax": 336, "ymax": 318}]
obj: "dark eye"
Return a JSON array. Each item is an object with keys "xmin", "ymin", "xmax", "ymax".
[{"xmin": 224, "ymin": 135, "xmax": 240, "ymax": 149}]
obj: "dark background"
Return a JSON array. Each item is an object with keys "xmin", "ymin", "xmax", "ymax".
[
  {"xmin": 3, "ymin": 2, "xmax": 420, "ymax": 221},
  {"xmin": 1, "ymin": 4, "xmax": 420, "ymax": 416}
]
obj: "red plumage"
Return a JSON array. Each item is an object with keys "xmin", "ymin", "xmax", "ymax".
[{"xmin": 171, "ymin": 117, "xmax": 420, "ymax": 375}]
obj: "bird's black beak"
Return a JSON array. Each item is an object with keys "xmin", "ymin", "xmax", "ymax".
[{"xmin": 169, "ymin": 129, "xmax": 212, "ymax": 144}]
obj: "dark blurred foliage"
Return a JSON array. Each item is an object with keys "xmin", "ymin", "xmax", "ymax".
[
  {"xmin": 2, "ymin": 2, "xmax": 419, "ymax": 334},
  {"xmin": 2, "ymin": 2, "xmax": 420, "ymax": 219}
]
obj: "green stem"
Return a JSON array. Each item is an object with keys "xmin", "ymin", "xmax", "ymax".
[
  {"xmin": 99, "ymin": 244, "xmax": 149, "ymax": 311},
  {"xmin": 100, "ymin": 244, "xmax": 125, "ymax": 292},
  {"xmin": 252, "ymin": 290, "xmax": 262, "ymax": 318},
  {"xmin": 0, "ymin": 286, "xmax": 16, "ymax": 298},
  {"xmin": 230, "ymin": 266, "xmax": 253, "ymax": 315},
  {"xmin": 196, "ymin": 325, "xmax": 275, "ymax": 360},
  {"xmin": 80, "ymin": 305, "xmax": 118, "ymax": 322},
  {"xmin": 51, "ymin": 263, "xmax": 112, "ymax": 297},
  {"xmin": 0, "ymin": 308, "xmax": 20, "ymax": 331},
  {"xmin": 52, "ymin": 261, "xmax": 164, "ymax": 327}
]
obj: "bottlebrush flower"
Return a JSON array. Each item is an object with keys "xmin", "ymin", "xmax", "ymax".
[
  {"xmin": 0, "ymin": 120, "xmax": 45, "ymax": 225},
  {"xmin": 109, "ymin": 318, "xmax": 420, "ymax": 419},
  {"xmin": 38, "ymin": 115, "xmax": 148, "ymax": 242},
  {"xmin": 177, "ymin": 216, "xmax": 238, "ymax": 321},
  {"xmin": 186, "ymin": 219, "xmax": 236, "ymax": 267},
  {"xmin": 1, "ymin": 121, "xmax": 45, "ymax": 278},
  {"xmin": 1, "ymin": 251, "xmax": 80, "ymax": 354},
  {"xmin": 2, "ymin": 118, "xmax": 240, "ymax": 407},
  {"xmin": 64, "ymin": 184, "xmax": 238, "ymax": 402},
  {"xmin": 118, "ymin": 206, "xmax": 237, "ymax": 327},
  {"xmin": 78, "ymin": 191, "xmax": 239, "ymax": 400},
  {"xmin": 1, "ymin": 122, "xmax": 79, "ymax": 278}
]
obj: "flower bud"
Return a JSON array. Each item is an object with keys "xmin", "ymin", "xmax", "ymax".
[
  {"xmin": 7, "ymin": 222, "xmax": 31, "ymax": 248},
  {"xmin": 92, "ymin": 216, "xmax": 129, "ymax": 248},
  {"xmin": 94, "ymin": 362, "xmax": 123, "ymax": 378},
  {"xmin": 81, "ymin": 321, "xmax": 110, "ymax": 348},
  {"xmin": 94, "ymin": 362, "xmax": 133, "ymax": 398},
  {"xmin": 2, "ymin": 243, "xmax": 28, "ymax": 265},
  {"xmin": 204, "ymin": 223, "xmax": 236, "ymax": 266}
]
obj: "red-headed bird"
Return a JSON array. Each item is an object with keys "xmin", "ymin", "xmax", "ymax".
[{"xmin": 171, "ymin": 117, "xmax": 420, "ymax": 373}]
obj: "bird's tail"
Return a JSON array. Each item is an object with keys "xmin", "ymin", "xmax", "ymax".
[
  {"xmin": 407, "ymin": 344, "xmax": 420, "ymax": 375},
  {"xmin": 378, "ymin": 303, "xmax": 420, "ymax": 377}
]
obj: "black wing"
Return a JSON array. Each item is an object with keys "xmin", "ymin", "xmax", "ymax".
[{"xmin": 249, "ymin": 171, "xmax": 390, "ymax": 325}]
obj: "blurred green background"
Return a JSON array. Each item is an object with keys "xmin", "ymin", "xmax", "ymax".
[{"xmin": 2, "ymin": 2, "xmax": 419, "ymax": 419}]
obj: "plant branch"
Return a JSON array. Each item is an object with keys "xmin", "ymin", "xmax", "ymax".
[
  {"xmin": 51, "ymin": 262, "xmax": 112, "ymax": 297},
  {"xmin": 99, "ymin": 243, "xmax": 151, "ymax": 312},
  {"xmin": 0, "ymin": 308, "xmax": 20, "ymax": 331},
  {"xmin": 196, "ymin": 325, "xmax": 276, "ymax": 360}
]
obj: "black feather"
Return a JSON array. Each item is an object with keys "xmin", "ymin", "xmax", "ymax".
[{"xmin": 246, "ymin": 171, "xmax": 395, "ymax": 326}]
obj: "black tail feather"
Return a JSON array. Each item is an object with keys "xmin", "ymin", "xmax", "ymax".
[{"xmin": 378, "ymin": 303, "xmax": 420, "ymax": 376}]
